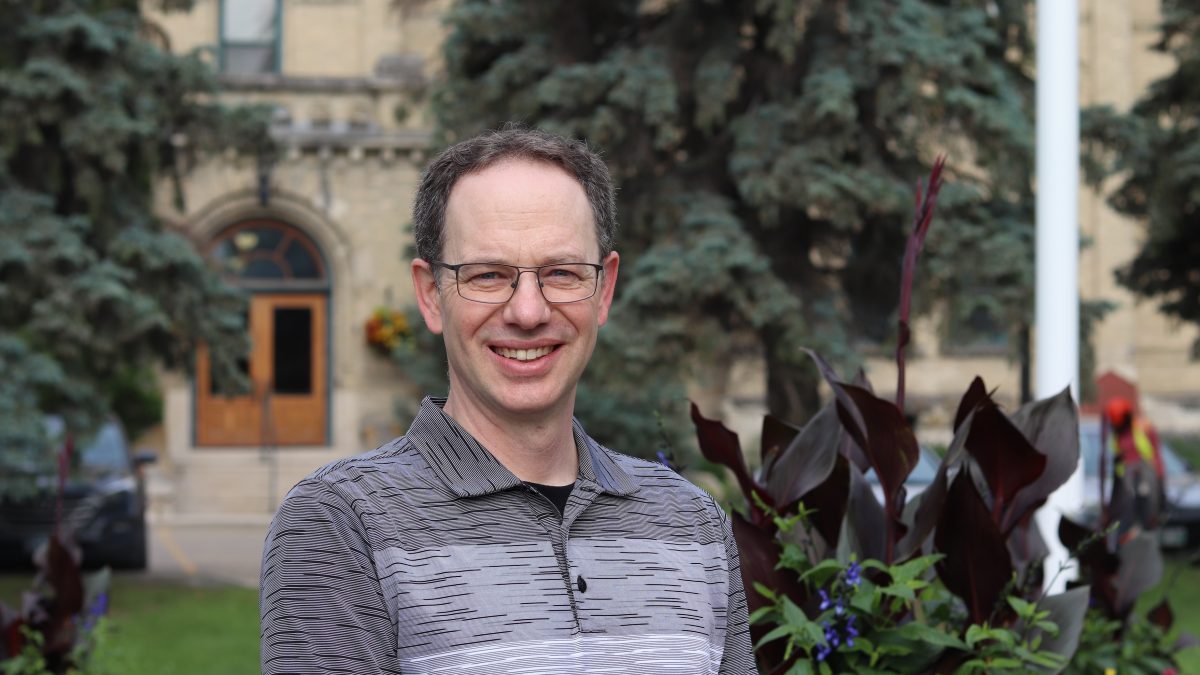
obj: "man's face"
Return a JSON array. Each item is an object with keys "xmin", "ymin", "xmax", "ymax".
[{"xmin": 412, "ymin": 159, "xmax": 619, "ymax": 422}]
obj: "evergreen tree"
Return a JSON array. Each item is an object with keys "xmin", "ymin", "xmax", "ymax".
[
  {"xmin": 424, "ymin": 1, "xmax": 1038, "ymax": 444},
  {"xmin": 0, "ymin": 0, "xmax": 268, "ymax": 476},
  {"xmin": 1083, "ymin": 1, "xmax": 1200, "ymax": 356}
]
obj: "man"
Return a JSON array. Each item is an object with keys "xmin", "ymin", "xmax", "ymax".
[
  {"xmin": 1105, "ymin": 397, "xmax": 1166, "ymax": 532},
  {"xmin": 259, "ymin": 127, "xmax": 756, "ymax": 674}
]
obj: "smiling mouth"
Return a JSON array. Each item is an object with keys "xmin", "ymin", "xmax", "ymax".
[{"xmin": 492, "ymin": 345, "xmax": 558, "ymax": 362}]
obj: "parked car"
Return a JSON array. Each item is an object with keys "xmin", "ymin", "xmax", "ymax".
[
  {"xmin": 1078, "ymin": 416, "xmax": 1200, "ymax": 550},
  {"xmin": 0, "ymin": 418, "xmax": 155, "ymax": 569}
]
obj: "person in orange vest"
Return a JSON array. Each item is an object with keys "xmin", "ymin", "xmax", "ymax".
[{"xmin": 1106, "ymin": 397, "xmax": 1166, "ymax": 531}]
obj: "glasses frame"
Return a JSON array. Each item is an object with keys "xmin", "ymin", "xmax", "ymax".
[{"xmin": 430, "ymin": 261, "xmax": 605, "ymax": 305}]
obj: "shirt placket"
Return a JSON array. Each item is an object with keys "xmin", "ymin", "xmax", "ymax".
[{"xmin": 524, "ymin": 480, "xmax": 602, "ymax": 635}]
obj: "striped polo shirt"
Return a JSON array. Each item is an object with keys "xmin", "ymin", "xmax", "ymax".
[{"xmin": 260, "ymin": 397, "xmax": 757, "ymax": 674}]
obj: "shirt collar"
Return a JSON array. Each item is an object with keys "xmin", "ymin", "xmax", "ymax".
[{"xmin": 406, "ymin": 396, "xmax": 639, "ymax": 499}]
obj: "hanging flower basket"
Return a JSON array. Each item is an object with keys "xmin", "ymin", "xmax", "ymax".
[{"xmin": 364, "ymin": 307, "xmax": 411, "ymax": 356}]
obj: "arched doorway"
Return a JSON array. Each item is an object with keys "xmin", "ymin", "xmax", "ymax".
[{"xmin": 195, "ymin": 219, "xmax": 330, "ymax": 446}]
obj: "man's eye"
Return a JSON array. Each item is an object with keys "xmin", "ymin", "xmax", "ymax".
[
  {"xmin": 544, "ymin": 267, "xmax": 581, "ymax": 279},
  {"xmin": 461, "ymin": 265, "xmax": 513, "ymax": 284}
]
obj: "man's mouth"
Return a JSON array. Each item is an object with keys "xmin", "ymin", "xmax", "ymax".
[{"xmin": 492, "ymin": 345, "xmax": 557, "ymax": 362}]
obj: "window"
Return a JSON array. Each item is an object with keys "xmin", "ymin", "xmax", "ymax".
[{"xmin": 221, "ymin": 0, "xmax": 280, "ymax": 75}]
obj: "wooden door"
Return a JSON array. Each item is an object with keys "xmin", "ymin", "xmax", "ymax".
[{"xmin": 196, "ymin": 293, "xmax": 327, "ymax": 446}]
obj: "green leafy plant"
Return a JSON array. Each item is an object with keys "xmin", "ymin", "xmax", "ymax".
[{"xmin": 688, "ymin": 161, "xmax": 1169, "ymax": 673}]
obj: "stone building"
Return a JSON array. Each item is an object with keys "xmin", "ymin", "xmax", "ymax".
[
  {"xmin": 146, "ymin": 0, "xmax": 447, "ymax": 517},
  {"xmin": 145, "ymin": 0, "xmax": 1199, "ymax": 519}
]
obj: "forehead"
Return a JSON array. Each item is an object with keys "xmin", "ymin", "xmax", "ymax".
[{"xmin": 442, "ymin": 159, "xmax": 597, "ymax": 261}]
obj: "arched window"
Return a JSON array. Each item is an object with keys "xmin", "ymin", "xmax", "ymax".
[{"xmin": 196, "ymin": 220, "xmax": 330, "ymax": 447}]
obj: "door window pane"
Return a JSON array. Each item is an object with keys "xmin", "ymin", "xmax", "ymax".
[
  {"xmin": 283, "ymin": 239, "xmax": 319, "ymax": 278},
  {"xmin": 244, "ymin": 258, "xmax": 285, "ymax": 279},
  {"xmin": 273, "ymin": 308, "xmax": 312, "ymax": 394}
]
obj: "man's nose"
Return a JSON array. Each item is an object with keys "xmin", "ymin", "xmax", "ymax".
[{"xmin": 503, "ymin": 269, "xmax": 552, "ymax": 328}]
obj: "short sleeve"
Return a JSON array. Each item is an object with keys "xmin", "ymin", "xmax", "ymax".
[
  {"xmin": 715, "ymin": 501, "xmax": 759, "ymax": 674},
  {"xmin": 260, "ymin": 479, "xmax": 400, "ymax": 674}
]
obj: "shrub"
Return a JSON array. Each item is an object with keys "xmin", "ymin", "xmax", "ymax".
[{"xmin": 692, "ymin": 160, "xmax": 1191, "ymax": 673}]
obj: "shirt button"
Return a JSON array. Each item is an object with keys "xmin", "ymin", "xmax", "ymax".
[{"xmin": 577, "ymin": 575, "xmax": 588, "ymax": 593}]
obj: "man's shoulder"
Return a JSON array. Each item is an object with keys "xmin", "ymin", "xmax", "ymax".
[{"xmin": 284, "ymin": 435, "xmax": 430, "ymax": 500}]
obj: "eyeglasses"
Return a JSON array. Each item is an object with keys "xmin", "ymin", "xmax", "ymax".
[{"xmin": 431, "ymin": 261, "xmax": 605, "ymax": 304}]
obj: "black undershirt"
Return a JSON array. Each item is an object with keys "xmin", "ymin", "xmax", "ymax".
[{"xmin": 526, "ymin": 481, "xmax": 575, "ymax": 515}]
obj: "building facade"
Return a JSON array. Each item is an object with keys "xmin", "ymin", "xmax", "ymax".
[
  {"xmin": 146, "ymin": 0, "xmax": 446, "ymax": 517},
  {"xmin": 147, "ymin": 0, "xmax": 1199, "ymax": 519}
]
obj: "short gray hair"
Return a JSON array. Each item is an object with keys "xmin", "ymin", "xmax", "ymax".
[{"xmin": 412, "ymin": 126, "xmax": 617, "ymax": 263}]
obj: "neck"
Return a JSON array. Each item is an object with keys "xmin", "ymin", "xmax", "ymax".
[{"xmin": 441, "ymin": 394, "xmax": 579, "ymax": 486}]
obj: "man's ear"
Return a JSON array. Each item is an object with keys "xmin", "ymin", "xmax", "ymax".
[
  {"xmin": 596, "ymin": 251, "xmax": 619, "ymax": 327},
  {"xmin": 411, "ymin": 259, "xmax": 445, "ymax": 335}
]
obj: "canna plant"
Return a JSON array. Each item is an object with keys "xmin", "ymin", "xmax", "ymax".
[
  {"xmin": 690, "ymin": 159, "xmax": 1133, "ymax": 673},
  {"xmin": 1, "ymin": 435, "xmax": 111, "ymax": 673}
]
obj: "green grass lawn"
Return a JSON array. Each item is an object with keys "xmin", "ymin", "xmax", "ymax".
[
  {"xmin": 1, "ymin": 573, "xmax": 259, "ymax": 675},
  {"xmin": 4, "ymin": 556, "xmax": 1200, "ymax": 673},
  {"xmin": 1139, "ymin": 555, "xmax": 1200, "ymax": 674}
]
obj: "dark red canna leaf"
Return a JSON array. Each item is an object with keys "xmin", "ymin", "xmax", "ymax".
[
  {"xmin": 958, "ymin": 384, "xmax": 1046, "ymax": 529},
  {"xmin": 1058, "ymin": 516, "xmax": 1118, "ymax": 575},
  {"xmin": 1058, "ymin": 515, "xmax": 1120, "ymax": 615},
  {"xmin": 805, "ymin": 350, "xmax": 918, "ymax": 562},
  {"xmin": 731, "ymin": 512, "xmax": 802, "ymax": 674},
  {"xmin": 895, "ymin": 409, "xmax": 975, "ymax": 560},
  {"xmin": 935, "ymin": 473, "xmax": 1014, "ymax": 624},
  {"xmin": 691, "ymin": 402, "xmax": 771, "ymax": 522},
  {"xmin": 765, "ymin": 400, "xmax": 844, "ymax": 510},
  {"xmin": 797, "ymin": 454, "xmax": 851, "ymax": 550},
  {"xmin": 1147, "ymin": 598, "xmax": 1174, "ymax": 631},
  {"xmin": 1028, "ymin": 586, "xmax": 1090, "ymax": 667},
  {"xmin": 804, "ymin": 350, "xmax": 870, "ymax": 453},
  {"xmin": 837, "ymin": 385, "xmax": 920, "ymax": 531},
  {"xmin": 37, "ymin": 532, "xmax": 84, "ymax": 657},
  {"xmin": 731, "ymin": 511, "xmax": 802, "ymax": 612},
  {"xmin": 1005, "ymin": 387, "xmax": 1080, "ymax": 532},
  {"xmin": 3, "ymin": 615, "xmax": 24, "ymax": 659},
  {"xmin": 953, "ymin": 376, "xmax": 991, "ymax": 431},
  {"xmin": 845, "ymin": 464, "xmax": 888, "ymax": 562},
  {"xmin": 1115, "ymin": 532, "xmax": 1163, "ymax": 617},
  {"xmin": 1006, "ymin": 511, "xmax": 1049, "ymax": 582},
  {"xmin": 760, "ymin": 414, "xmax": 801, "ymax": 479}
]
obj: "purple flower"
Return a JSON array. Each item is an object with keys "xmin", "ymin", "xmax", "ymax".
[
  {"xmin": 818, "ymin": 589, "xmax": 831, "ymax": 611},
  {"xmin": 845, "ymin": 614, "xmax": 858, "ymax": 647},
  {"xmin": 846, "ymin": 561, "xmax": 862, "ymax": 587},
  {"xmin": 824, "ymin": 621, "xmax": 840, "ymax": 648},
  {"xmin": 91, "ymin": 592, "xmax": 109, "ymax": 617},
  {"xmin": 815, "ymin": 643, "xmax": 831, "ymax": 661},
  {"xmin": 80, "ymin": 591, "xmax": 109, "ymax": 631}
]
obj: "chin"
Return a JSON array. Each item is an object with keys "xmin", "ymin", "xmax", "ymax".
[{"xmin": 491, "ymin": 386, "xmax": 573, "ymax": 417}]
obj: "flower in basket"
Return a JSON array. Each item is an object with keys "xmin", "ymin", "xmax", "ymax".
[{"xmin": 364, "ymin": 307, "xmax": 411, "ymax": 355}]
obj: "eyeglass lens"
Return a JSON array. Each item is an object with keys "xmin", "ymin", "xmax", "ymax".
[{"xmin": 455, "ymin": 263, "xmax": 598, "ymax": 303}]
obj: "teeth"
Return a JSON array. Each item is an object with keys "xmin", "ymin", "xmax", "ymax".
[{"xmin": 495, "ymin": 346, "xmax": 554, "ymax": 361}]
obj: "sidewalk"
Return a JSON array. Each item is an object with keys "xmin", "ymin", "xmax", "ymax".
[{"xmin": 143, "ymin": 520, "xmax": 268, "ymax": 589}]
